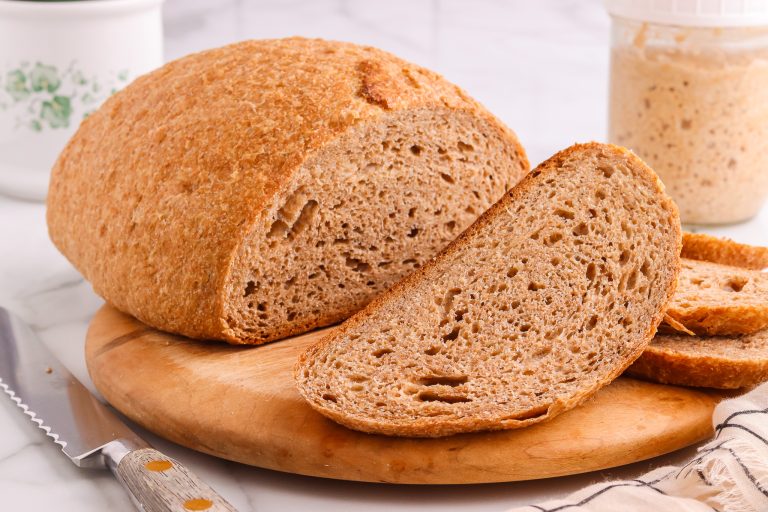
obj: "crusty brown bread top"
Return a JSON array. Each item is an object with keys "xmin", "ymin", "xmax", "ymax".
[
  {"xmin": 664, "ymin": 259, "xmax": 768, "ymax": 336},
  {"xmin": 682, "ymin": 232, "xmax": 768, "ymax": 270},
  {"xmin": 46, "ymin": 37, "xmax": 528, "ymax": 344},
  {"xmin": 627, "ymin": 329, "xmax": 768, "ymax": 389},
  {"xmin": 296, "ymin": 142, "xmax": 681, "ymax": 437}
]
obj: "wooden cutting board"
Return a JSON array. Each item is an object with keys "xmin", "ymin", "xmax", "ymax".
[{"xmin": 86, "ymin": 304, "xmax": 723, "ymax": 484}]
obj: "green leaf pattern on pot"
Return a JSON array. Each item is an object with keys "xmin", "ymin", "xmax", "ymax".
[
  {"xmin": 29, "ymin": 63, "xmax": 60, "ymax": 93},
  {"xmin": 0, "ymin": 61, "xmax": 132, "ymax": 131},
  {"xmin": 4, "ymin": 70, "xmax": 30, "ymax": 101},
  {"xmin": 41, "ymin": 96, "xmax": 72, "ymax": 128}
]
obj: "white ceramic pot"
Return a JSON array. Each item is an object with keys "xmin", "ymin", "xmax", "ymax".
[{"xmin": 0, "ymin": 0, "xmax": 164, "ymax": 201}]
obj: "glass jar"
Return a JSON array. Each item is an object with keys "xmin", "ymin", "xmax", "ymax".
[{"xmin": 606, "ymin": 0, "xmax": 768, "ymax": 225}]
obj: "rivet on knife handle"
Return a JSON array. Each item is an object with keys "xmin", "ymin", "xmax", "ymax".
[{"xmin": 106, "ymin": 444, "xmax": 237, "ymax": 512}]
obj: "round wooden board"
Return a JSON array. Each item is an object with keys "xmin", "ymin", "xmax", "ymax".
[{"xmin": 86, "ymin": 305, "xmax": 723, "ymax": 484}]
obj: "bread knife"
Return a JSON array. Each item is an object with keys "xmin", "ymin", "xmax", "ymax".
[{"xmin": 0, "ymin": 307, "xmax": 237, "ymax": 512}]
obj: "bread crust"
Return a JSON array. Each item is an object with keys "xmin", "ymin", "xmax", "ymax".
[
  {"xmin": 46, "ymin": 38, "xmax": 527, "ymax": 344},
  {"xmin": 628, "ymin": 331, "xmax": 768, "ymax": 389},
  {"xmin": 682, "ymin": 232, "xmax": 768, "ymax": 270},
  {"xmin": 295, "ymin": 142, "xmax": 682, "ymax": 437}
]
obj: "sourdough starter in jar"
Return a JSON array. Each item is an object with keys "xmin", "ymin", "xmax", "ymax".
[{"xmin": 607, "ymin": 4, "xmax": 768, "ymax": 224}]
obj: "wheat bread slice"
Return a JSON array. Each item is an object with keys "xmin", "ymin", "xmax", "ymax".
[
  {"xmin": 295, "ymin": 142, "xmax": 681, "ymax": 437},
  {"xmin": 627, "ymin": 330, "xmax": 768, "ymax": 389},
  {"xmin": 46, "ymin": 38, "xmax": 528, "ymax": 345},
  {"xmin": 682, "ymin": 232, "xmax": 768, "ymax": 270},
  {"xmin": 663, "ymin": 259, "xmax": 768, "ymax": 336}
]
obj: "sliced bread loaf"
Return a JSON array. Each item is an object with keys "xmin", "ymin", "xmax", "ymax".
[
  {"xmin": 626, "ymin": 330, "xmax": 768, "ymax": 389},
  {"xmin": 46, "ymin": 38, "xmax": 529, "ymax": 345},
  {"xmin": 682, "ymin": 232, "xmax": 768, "ymax": 270},
  {"xmin": 664, "ymin": 259, "xmax": 768, "ymax": 336},
  {"xmin": 295, "ymin": 142, "xmax": 681, "ymax": 437}
]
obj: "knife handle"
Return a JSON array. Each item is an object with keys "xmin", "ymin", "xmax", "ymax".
[{"xmin": 105, "ymin": 443, "xmax": 238, "ymax": 512}]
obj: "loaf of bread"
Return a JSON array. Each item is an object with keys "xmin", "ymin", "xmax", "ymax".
[
  {"xmin": 295, "ymin": 143, "xmax": 681, "ymax": 437},
  {"xmin": 46, "ymin": 38, "xmax": 528, "ymax": 345},
  {"xmin": 682, "ymin": 232, "xmax": 768, "ymax": 270},
  {"xmin": 663, "ymin": 259, "xmax": 768, "ymax": 336},
  {"xmin": 627, "ymin": 330, "xmax": 768, "ymax": 389}
]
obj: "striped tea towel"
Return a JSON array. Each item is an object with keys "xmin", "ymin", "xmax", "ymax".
[{"xmin": 508, "ymin": 382, "xmax": 768, "ymax": 512}]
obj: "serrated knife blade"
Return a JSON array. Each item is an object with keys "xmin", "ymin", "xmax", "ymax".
[
  {"xmin": 0, "ymin": 307, "xmax": 237, "ymax": 512},
  {"xmin": 0, "ymin": 307, "xmax": 146, "ymax": 467}
]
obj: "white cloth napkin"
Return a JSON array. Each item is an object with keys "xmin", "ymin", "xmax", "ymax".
[{"xmin": 508, "ymin": 382, "xmax": 768, "ymax": 512}]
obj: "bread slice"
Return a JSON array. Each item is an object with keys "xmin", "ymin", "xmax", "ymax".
[
  {"xmin": 46, "ymin": 38, "xmax": 529, "ymax": 345},
  {"xmin": 664, "ymin": 259, "xmax": 768, "ymax": 336},
  {"xmin": 295, "ymin": 142, "xmax": 681, "ymax": 437},
  {"xmin": 626, "ymin": 330, "xmax": 768, "ymax": 389},
  {"xmin": 682, "ymin": 232, "xmax": 768, "ymax": 270}
]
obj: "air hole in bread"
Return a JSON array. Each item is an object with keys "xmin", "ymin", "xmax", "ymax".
[
  {"xmin": 586, "ymin": 315, "xmax": 598, "ymax": 331},
  {"xmin": 322, "ymin": 393, "xmax": 338, "ymax": 403},
  {"xmin": 554, "ymin": 208, "xmax": 575, "ymax": 220},
  {"xmin": 408, "ymin": 207, "xmax": 416, "ymax": 218},
  {"xmin": 600, "ymin": 165, "xmax": 615, "ymax": 178},
  {"xmin": 621, "ymin": 221, "xmax": 633, "ymax": 237},
  {"xmin": 417, "ymin": 375, "xmax": 468, "ymax": 387},
  {"xmin": 572, "ymin": 222, "xmax": 589, "ymax": 236},
  {"xmin": 501, "ymin": 407, "xmax": 547, "ymax": 422},
  {"xmin": 410, "ymin": 145, "xmax": 422, "ymax": 156},
  {"xmin": 596, "ymin": 189, "xmax": 606, "ymax": 200},
  {"xmin": 417, "ymin": 391, "xmax": 471, "ymax": 404},
  {"xmin": 244, "ymin": 280, "xmax": 257, "ymax": 297},
  {"xmin": 457, "ymin": 141, "xmax": 474, "ymax": 152},
  {"xmin": 440, "ymin": 173, "xmax": 455, "ymax": 184},
  {"xmin": 408, "ymin": 227, "xmax": 420, "ymax": 238},
  {"xmin": 551, "ymin": 257, "xmax": 561, "ymax": 266},
  {"xmin": 545, "ymin": 232, "xmax": 563, "ymax": 246},
  {"xmin": 725, "ymin": 277, "xmax": 748, "ymax": 292},
  {"xmin": 627, "ymin": 269, "xmax": 639, "ymax": 290},
  {"xmin": 267, "ymin": 219, "xmax": 290, "ymax": 238},
  {"xmin": 507, "ymin": 267, "xmax": 519, "ymax": 278},
  {"xmin": 446, "ymin": 220, "xmax": 457, "ymax": 230},
  {"xmin": 442, "ymin": 326, "xmax": 461, "ymax": 342},
  {"xmin": 528, "ymin": 282, "xmax": 545, "ymax": 291},
  {"xmin": 372, "ymin": 348, "xmax": 393, "ymax": 358},
  {"xmin": 586, "ymin": 263, "xmax": 596, "ymax": 282},
  {"xmin": 442, "ymin": 288, "xmax": 462, "ymax": 313},
  {"xmin": 424, "ymin": 346, "xmax": 440, "ymax": 356},
  {"xmin": 289, "ymin": 200, "xmax": 319, "ymax": 239},
  {"xmin": 619, "ymin": 249, "xmax": 631, "ymax": 266}
]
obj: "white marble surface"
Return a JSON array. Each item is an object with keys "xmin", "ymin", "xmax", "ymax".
[{"xmin": 1, "ymin": 0, "xmax": 767, "ymax": 510}]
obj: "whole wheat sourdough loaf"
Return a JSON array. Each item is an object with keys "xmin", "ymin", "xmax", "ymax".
[
  {"xmin": 627, "ymin": 330, "xmax": 768, "ymax": 389},
  {"xmin": 46, "ymin": 38, "xmax": 528, "ymax": 345},
  {"xmin": 295, "ymin": 143, "xmax": 681, "ymax": 437},
  {"xmin": 663, "ymin": 259, "xmax": 768, "ymax": 336}
]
